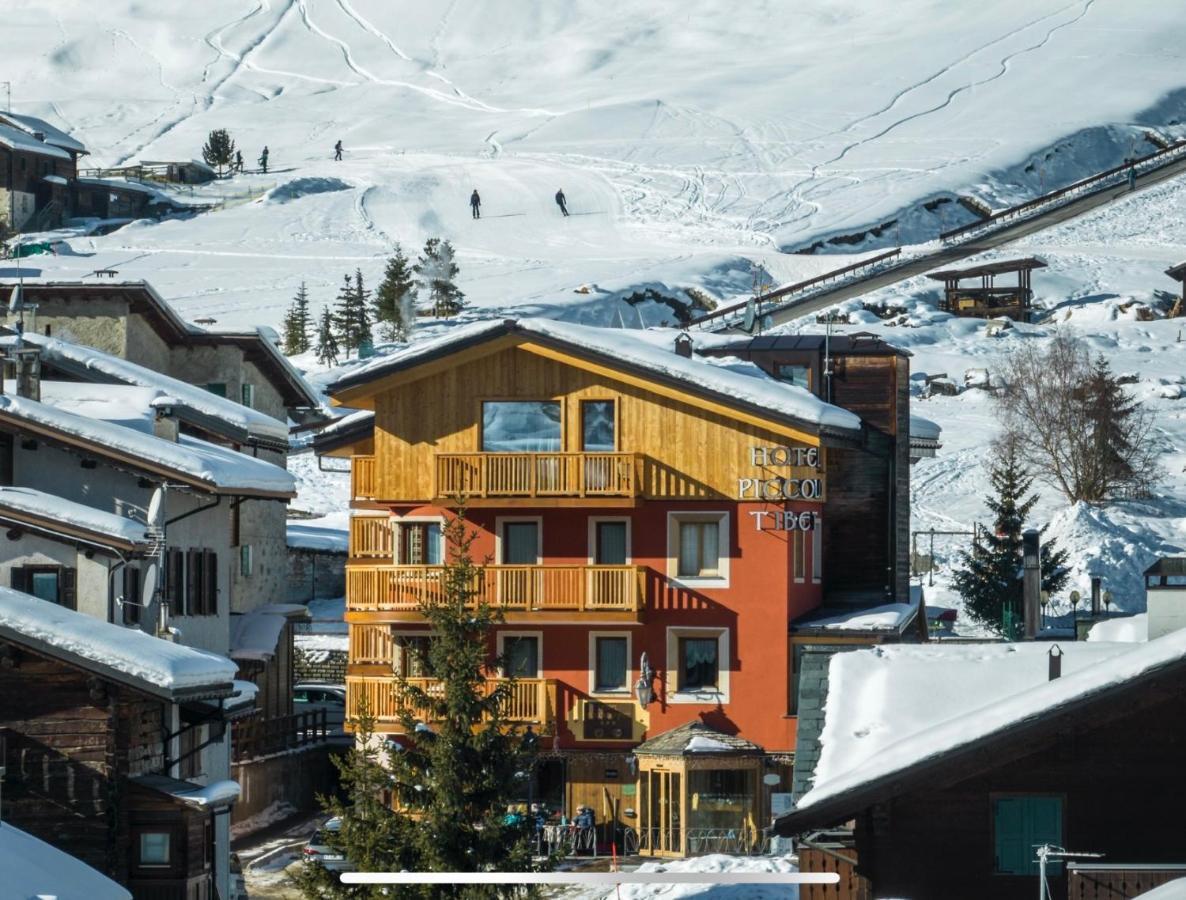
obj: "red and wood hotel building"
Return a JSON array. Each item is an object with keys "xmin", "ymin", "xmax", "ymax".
[{"xmin": 323, "ymin": 318, "xmax": 920, "ymax": 856}]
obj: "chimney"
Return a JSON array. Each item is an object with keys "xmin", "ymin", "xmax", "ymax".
[
  {"xmin": 1022, "ymin": 529, "xmax": 1041, "ymax": 639},
  {"xmin": 1048, "ymin": 645, "xmax": 1062, "ymax": 680},
  {"xmin": 14, "ymin": 348, "xmax": 41, "ymax": 401},
  {"xmin": 1090, "ymin": 575, "xmax": 1102, "ymax": 616},
  {"xmin": 674, "ymin": 332, "xmax": 693, "ymax": 358},
  {"xmin": 153, "ymin": 407, "xmax": 179, "ymax": 442}
]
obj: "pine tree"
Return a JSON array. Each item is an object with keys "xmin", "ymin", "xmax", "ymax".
[
  {"xmin": 951, "ymin": 436, "xmax": 1069, "ymax": 634},
  {"xmin": 332, "ymin": 272, "xmax": 374, "ymax": 358},
  {"xmin": 282, "ymin": 282, "xmax": 313, "ymax": 355},
  {"xmin": 353, "ymin": 268, "xmax": 374, "ymax": 354},
  {"xmin": 316, "ymin": 306, "xmax": 340, "ymax": 366},
  {"xmin": 414, "ymin": 238, "xmax": 465, "ymax": 318},
  {"xmin": 1079, "ymin": 354, "xmax": 1148, "ymax": 499},
  {"xmin": 373, "ymin": 245, "xmax": 416, "ymax": 342},
  {"xmin": 201, "ymin": 128, "xmax": 236, "ymax": 177}
]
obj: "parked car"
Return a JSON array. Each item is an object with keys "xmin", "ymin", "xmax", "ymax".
[
  {"xmin": 228, "ymin": 853, "xmax": 248, "ymax": 900},
  {"xmin": 293, "ymin": 682, "xmax": 346, "ymax": 731},
  {"xmin": 302, "ymin": 817, "xmax": 348, "ymax": 871}
]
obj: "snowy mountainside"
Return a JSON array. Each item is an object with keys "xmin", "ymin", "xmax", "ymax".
[{"xmin": 6, "ymin": 0, "xmax": 1186, "ymax": 325}]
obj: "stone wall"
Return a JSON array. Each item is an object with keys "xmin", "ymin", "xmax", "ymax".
[
  {"xmin": 295, "ymin": 645, "xmax": 347, "ymax": 684},
  {"xmin": 287, "ymin": 547, "xmax": 346, "ymax": 604}
]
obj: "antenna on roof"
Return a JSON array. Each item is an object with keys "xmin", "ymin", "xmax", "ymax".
[{"xmin": 823, "ymin": 315, "xmax": 834, "ymax": 404}]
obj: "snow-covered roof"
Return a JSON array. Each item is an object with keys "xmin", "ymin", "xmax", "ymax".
[
  {"xmin": 0, "ymin": 110, "xmax": 87, "ymax": 154},
  {"xmin": 909, "ymin": 414, "xmax": 942, "ymax": 442},
  {"xmin": 3, "ymin": 332, "xmax": 289, "ymax": 444},
  {"xmin": 230, "ymin": 611, "xmax": 288, "ymax": 663},
  {"xmin": 634, "ymin": 721, "xmax": 763, "ymax": 755},
  {"xmin": 794, "ymin": 602, "xmax": 918, "ymax": 633},
  {"xmin": 331, "ymin": 319, "xmax": 861, "ymax": 434},
  {"xmin": 132, "ymin": 774, "xmax": 241, "ymax": 809},
  {"xmin": 1087, "ymin": 613, "xmax": 1148, "ymax": 642},
  {"xmin": 287, "ymin": 518, "xmax": 349, "ymax": 553},
  {"xmin": 0, "ymin": 392, "xmax": 295, "ymax": 498},
  {"xmin": 228, "ymin": 679, "xmax": 260, "ymax": 710},
  {"xmin": 44, "ymin": 173, "xmax": 68, "ymax": 186},
  {"xmin": 0, "ymin": 122, "xmax": 72, "ymax": 160},
  {"xmin": 790, "ymin": 634, "xmax": 1186, "ymax": 819},
  {"xmin": 1, "ymin": 821, "xmax": 131, "ymax": 900},
  {"xmin": 0, "ymin": 485, "xmax": 149, "ymax": 550},
  {"xmin": 0, "ymin": 586, "xmax": 236, "ymax": 698}
]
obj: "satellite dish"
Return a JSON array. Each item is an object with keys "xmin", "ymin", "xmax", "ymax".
[
  {"xmin": 147, "ymin": 486, "xmax": 165, "ymax": 526},
  {"xmin": 742, "ymin": 298, "xmax": 756, "ymax": 333},
  {"xmin": 8, "ymin": 283, "xmax": 23, "ymax": 314}
]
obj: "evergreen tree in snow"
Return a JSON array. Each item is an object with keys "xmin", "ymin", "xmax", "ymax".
[
  {"xmin": 282, "ymin": 282, "xmax": 313, "ymax": 355},
  {"xmin": 201, "ymin": 128, "xmax": 236, "ymax": 177},
  {"xmin": 373, "ymin": 245, "xmax": 415, "ymax": 342},
  {"xmin": 1077, "ymin": 354, "xmax": 1155, "ymax": 500},
  {"xmin": 353, "ymin": 268, "xmax": 374, "ymax": 353},
  {"xmin": 951, "ymin": 435, "xmax": 1070, "ymax": 635},
  {"xmin": 316, "ymin": 306, "xmax": 340, "ymax": 366},
  {"xmin": 332, "ymin": 271, "xmax": 374, "ymax": 358},
  {"xmin": 414, "ymin": 238, "xmax": 465, "ymax": 317}
]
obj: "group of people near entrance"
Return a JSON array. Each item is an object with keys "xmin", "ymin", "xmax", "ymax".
[{"xmin": 505, "ymin": 802, "xmax": 595, "ymax": 834}]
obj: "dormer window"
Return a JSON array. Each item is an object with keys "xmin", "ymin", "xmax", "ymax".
[
  {"xmin": 774, "ymin": 364, "xmax": 811, "ymax": 391},
  {"xmin": 481, "ymin": 401, "xmax": 561, "ymax": 452}
]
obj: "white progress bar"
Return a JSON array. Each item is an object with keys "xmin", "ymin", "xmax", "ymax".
[{"xmin": 341, "ymin": 872, "xmax": 840, "ymax": 885}]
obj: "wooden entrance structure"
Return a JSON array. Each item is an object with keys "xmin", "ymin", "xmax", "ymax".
[
  {"xmin": 926, "ymin": 257, "xmax": 1047, "ymax": 322},
  {"xmin": 634, "ymin": 722, "xmax": 764, "ymax": 858},
  {"xmin": 1165, "ymin": 261, "xmax": 1186, "ymax": 318}
]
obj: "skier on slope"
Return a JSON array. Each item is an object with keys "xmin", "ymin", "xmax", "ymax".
[
  {"xmin": 334, "ymin": 140, "xmax": 343, "ymax": 161},
  {"xmin": 470, "ymin": 189, "xmax": 481, "ymax": 219},
  {"xmin": 555, "ymin": 188, "xmax": 569, "ymax": 217},
  {"xmin": 258, "ymin": 146, "xmax": 269, "ymax": 174},
  {"xmin": 234, "ymin": 150, "xmax": 244, "ymax": 174}
]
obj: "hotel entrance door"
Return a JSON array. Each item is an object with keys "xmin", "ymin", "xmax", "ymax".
[{"xmin": 639, "ymin": 768, "xmax": 682, "ymax": 856}]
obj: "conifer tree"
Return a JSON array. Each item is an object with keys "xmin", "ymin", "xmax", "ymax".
[
  {"xmin": 201, "ymin": 128, "xmax": 236, "ymax": 177},
  {"xmin": 316, "ymin": 306, "xmax": 340, "ymax": 366},
  {"xmin": 414, "ymin": 238, "xmax": 465, "ymax": 317},
  {"xmin": 373, "ymin": 245, "xmax": 415, "ymax": 342},
  {"xmin": 1079, "ymin": 354, "xmax": 1152, "ymax": 499},
  {"xmin": 332, "ymin": 272, "xmax": 374, "ymax": 358},
  {"xmin": 353, "ymin": 268, "xmax": 374, "ymax": 354},
  {"xmin": 952, "ymin": 436, "xmax": 1070, "ymax": 634},
  {"xmin": 282, "ymin": 282, "xmax": 313, "ymax": 355}
]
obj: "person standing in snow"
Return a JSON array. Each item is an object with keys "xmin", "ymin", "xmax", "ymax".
[
  {"xmin": 334, "ymin": 140, "xmax": 343, "ymax": 161},
  {"xmin": 234, "ymin": 150, "xmax": 244, "ymax": 174},
  {"xmin": 555, "ymin": 188, "xmax": 569, "ymax": 216},
  {"xmin": 470, "ymin": 189, "xmax": 481, "ymax": 219},
  {"xmin": 258, "ymin": 146, "xmax": 269, "ymax": 174},
  {"xmin": 1128, "ymin": 165, "xmax": 1137, "ymax": 191}
]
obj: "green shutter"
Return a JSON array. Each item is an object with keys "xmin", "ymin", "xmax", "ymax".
[
  {"xmin": 994, "ymin": 797, "xmax": 1028, "ymax": 874},
  {"xmin": 1028, "ymin": 796, "xmax": 1063, "ymax": 875}
]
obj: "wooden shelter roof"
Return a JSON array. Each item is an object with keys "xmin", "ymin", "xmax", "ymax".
[
  {"xmin": 926, "ymin": 257, "xmax": 1048, "ymax": 282},
  {"xmin": 634, "ymin": 721, "xmax": 763, "ymax": 756}
]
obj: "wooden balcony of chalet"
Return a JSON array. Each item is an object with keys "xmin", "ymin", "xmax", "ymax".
[
  {"xmin": 346, "ymin": 563, "xmax": 645, "ymax": 622},
  {"xmin": 345, "ymin": 674, "xmax": 557, "ymax": 733},
  {"xmin": 352, "ymin": 454, "xmax": 377, "ymax": 501}
]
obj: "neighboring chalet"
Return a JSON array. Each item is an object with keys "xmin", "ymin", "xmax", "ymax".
[
  {"xmin": 0, "ymin": 586, "xmax": 251, "ymax": 900},
  {"xmin": 1164, "ymin": 262, "xmax": 1186, "ymax": 318},
  {"xmin": 321, "ymin": 318, "xmax": 930, "ymax": 857},
  {"xmin": 0, "ymin": 110, "xmax": 87, "ymax": 231},
  {"xmin": 926, "ymin": 257, "xmax": 1048, "ymax": 322},
  {"xmin": 776, "ymin": 631, "xmax": 1186, "ymax": 900}
]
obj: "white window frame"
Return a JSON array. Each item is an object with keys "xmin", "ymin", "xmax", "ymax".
[
  {"xmin": 497, "ymin": 630, "xmax": 543, "ymax": 678},
  {"xmin": 587, "ymin": 516, "xmax": 632, "ymax": 565},
  {"xmin": 494, "ymin": 516, "xmax": 543, "ymax": 565},
  {"xmin": 665, "ymin": 626, "xmax": 730, "ymax": 704},
  {"xmin": 666, "ymin": 511, "xmax": 730, "ymax": 589},
  {"xmin": 392, "ymin": 515, "xmax": 447, "ymax": 565},
  {"xmin": 812, "ymin": 516, "xmax": 822, "ymax": 584},
  {"xmin": 587, "ymin": 630, "xmax": 633, "ymax": 697}
]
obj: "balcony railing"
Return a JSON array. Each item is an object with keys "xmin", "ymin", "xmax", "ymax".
[
  {"xmin": 352, "ymin": 455, "xmax": 377, "ymax": 500},
  {"xmin": 231, "ymin": 709, "xmax": 329, "ymax": 763},
  {"xmin": 435, "ymin": 452, "xmax": 638, "ymax": 499},
  {"xmin": 350, "ymin": 515, "xmax": 392, "ymax": 558},
  {"xmin": 347, "ymin": 564, "xmax": 644, "ymax": 614},
  {"xmin": 346, "ymin": 675, "xmax": 556, "ymax": 729}
]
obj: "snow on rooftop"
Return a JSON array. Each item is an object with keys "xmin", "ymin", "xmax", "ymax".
[
  {"xmin": 1, "ymin": 821, "xmax": 131, "ymax": 900},
  {"xmin": 5, "ymin": 333, "xmax": 289, "ymax": 441},
  {"xmin": 0, "ymin": 122, "xmax": 72, "ymax": 160},
  {"xmin": 1132, "ymin": 879, "xmax": 1186, "ymax": 900},
  {"xmin": 799, "ymin": 603, "xmax": 917, "ymax": 632},
  {"xmin": 0, "ymin": 110, "xmax": 87, "ymax": 153},
  {"xmin": 909, "ymin": 414, "xmax": 942, "ymax": 441},
  {"xmin": 0, "ymin": 586, "xmax": 236, "ymax": 691},
  {"xmin": 684, "ymin": 735, "xmax": 736, "ymax": 753},
  {"xmin": 336, "ymin": 319, "xmax": 861, "ymax": 432},
  {"xmin": 287, "ymin": 513, "xmax": 349, "ymax": 553},
  {"xmin": 607, "ymin": 853, "xmax": 800, "ymax": 900},
  {"xmin": 0, "ymin": 392, "xmax": 295, "ymax": 496},
  {"xmin": 230, "ymin": 611, "xmax": 288, "ymax": 663},
  {"xmin": 797, "ymin": 634, "xmax": 1186, "ymax": 811},
  {"xmin": 228, "ymin": 679, "xmax": 260, "ymax": 710},
  {"xmin": 1087, "ymin": 613, "xmax": 1148, "ymax": 643},
  {"xmin": 161, "ymin": 779, "xmax": 242, "ymax": 809},
  {"xmin": 316, "ymin": 408, "xmax": 374, "ymax": 438},
  {"xmin": 0, "ymin": 485, "xmax": 148, "ymax": 546}
]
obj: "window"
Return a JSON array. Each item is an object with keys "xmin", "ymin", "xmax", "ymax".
[
  {"xmin": 679, "ymin": 521, "xmax": 719, "ymax": 577},
  {"xmin": 398, "ymin": 522, "xmax": 442, "ymax": 565},
  {"xmin": 592, "ymin": 519, "xmax": 629, "ymax": 565},
  {"xmin": 581, "ymin": 400, "xmax": 615, "ymax": 451},
  {"xmin": 500, "ymin": 634, "xmax": 540, "ymax": 678},
  {"xmin": 679, "ymin": 637, "xmax": 719, "ymax": 690},
  {"xmin": 481, "ymin": 401, "xmax": 562, "ymax": 452},
  {"xmin": 179, "ymin": 724, "xmax": 203, "ymax": 780},
  {"xmin": 11, "ymin": 566, "xmax": 76, "ymax": 609},
  {"xmin": 166, "ymin": 548, "xmax": 185, "ymax": 615},
  {"xmin": 139, "ymin": 832, "xmax": 171, "ymax": 866},
  {"xmin": 184, "ymin": 549, "xmax": 219, "ymax": 616},
  {"xmin": 240, "ymin": 544, "xmax": 253, "ymax": 577},
  {"xmin": 594, "ymin": 636, "xmax": 628, "ymax": 692},
  {"xmin": 241, "ymin": 383, "xmax": 255, "ymax": 408},
  {"xmin": 994, "ymin": 796, "xmax": 1063, "ymax": 875},
  {"xmin": 122, "ymin": 567, "xmax": 141, "ymax": 626},
  {"xmin": 774, "ymin": 364, "xmax": 810, "ymax": 390},
  {"xmin": 500, "ymin": 520, "xmax": 540, "ymax": 565},
  {"xmin": 396, "ymin": 634, "xmax": 432, "ymax": 677},
  {"xmin": 205, "ymin": 382, "xmax": 227, "ymax": 398}
]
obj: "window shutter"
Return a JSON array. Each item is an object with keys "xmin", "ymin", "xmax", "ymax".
[
  {"xmin": 10, "ymin": 567, "xmax": 29, "ymax": 593},
  {"xmin": 187, "ymin": 550, "xmax": 200, "ymax": 615},
  {"xmin": 993, "ymin": 798, "xmax": 1028, "ymax": 875},
  {"xmin": 61, "ymin": 567, "xmax": 77, "ymax": 611},
  {"xmin": 123, "ymin": 567, "xmax": 141, "ymax": 625},
  {"xmin": 167, "ymin": 549, "xmax": 185, "ymax": 616},
  {"xmin": 204, "ymin": 551, "xmax": 218, "ymax": 616}
]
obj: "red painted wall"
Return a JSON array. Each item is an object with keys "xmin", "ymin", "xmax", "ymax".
[{"xmin": 389, "ymin": 501, "xmax": 823, "ymax": 754}]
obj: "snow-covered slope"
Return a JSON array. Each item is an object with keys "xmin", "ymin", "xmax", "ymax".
[{"xmin": 6, "ymin": 1, "xmax": 1186, "ymax": 325}]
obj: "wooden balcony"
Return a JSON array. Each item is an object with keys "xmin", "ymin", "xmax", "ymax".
[
  {"xmin": 346, "ymin": 564, "xmax": 645, "ymax": 620},
  {"xmin": 350, "ymin": 515, "xmax": 392, "ymax": 558},
  {"xmin": 435, "ymin": 452, "xmax": 638, "ymax": 500},
  {"xmin": 346, "ymin": 675, "xmax": 557, "ymax": 731},
  {"xmin": 352, "ymin": 455, "xmax": 377, "ymax": 500}
]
